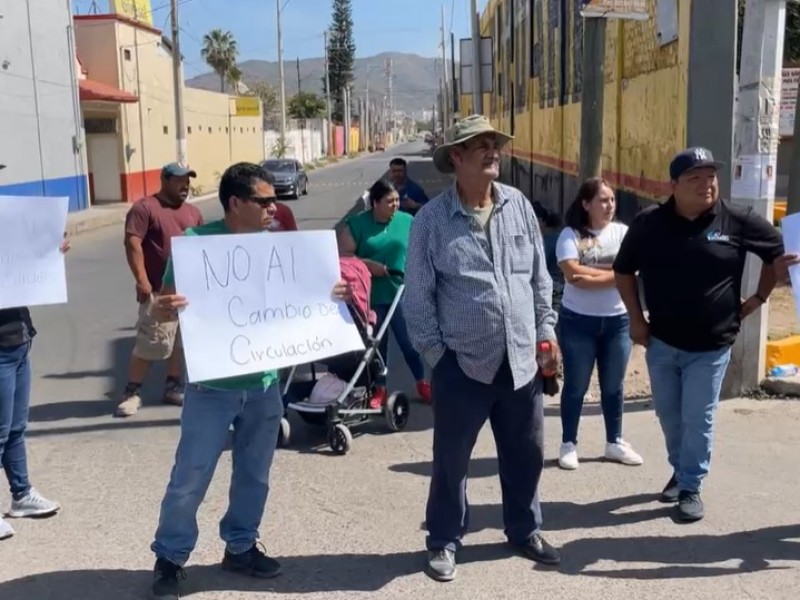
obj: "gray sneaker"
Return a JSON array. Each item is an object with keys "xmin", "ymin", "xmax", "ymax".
[
  {"xmin": 7, "ymin": 488, "xmax": 60, "ymax": 518},
  {"xmin": 677, "ymin": 490, "xmax": 704, "ymax": 522},
  {"xmin": 426, "ymin": 548, "xmax": 456, "ymax": 582},
  {"xmin": 0, "ymin": 517, "xmax": 14, "ymax": 540},
  {"xmin": 163, "ymin": 380, "xmax": 184, "ymax": 407}
]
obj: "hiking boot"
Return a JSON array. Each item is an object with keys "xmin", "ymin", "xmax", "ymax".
[
  {"xmin": 163, "ymin": 379, "xmax": 184, "ymax": 407},
  {"xmin": 221, "ymin": 543, "xmax": 281, "ymax": 579},
  {"xmin": 425, "ymin": 548, "xmax": 456, "ymax": 582},
  {"xmin": 677, "ymin": 490, "xmax": 705, "ymax": 522},
  {"xmin": 150, "ymin": 558, "xmax": 185, "ymax": 600},
  {"xmin": 659, "ymin": 474, "xmax": 680, "ymax": 503},
  {"xmin": 115, "ymin": 386, "xmax": 142, "ymax": 417},
  {"xmin": 511, "ymin": 534, "xmax": 561, "ymax": 566},
  {"xmin": 0, "ymin": 517, "xmax": 14, "ymax": 540},
  {"xmin": 7, "ymin": 488, "xmax": 60, "ymax": 518},
  {"xmin": 416, "ymin": 380, "xmax": 432, "ymax": 404}
]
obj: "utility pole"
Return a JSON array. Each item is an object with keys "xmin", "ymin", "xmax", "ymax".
[
  {"xmin": 728, "ymin": 0, "xmax": 786, "ymax": 396},
  {"xmin": 470, "ymin": 0, "xmax": 482, "ymax": 114},
  {"xmin": 169, "ymin": 0, "xmax": 187, "ymax": 164},
  {"xmin": 296, "ymin": 57, "xmax": 306, "ymax": 163},
  {"xmin": 440, "ymin": 4, "xmax": 449, "ymax": 127},
  {"xmin": 276, "ymin": 0, "xmax": 287, "ymax": 144},
  {"xmin": 450, "ymin": 31, "xmax": 457, "ymax": 117},
  {"xmin": 578, "ymin": 15, "xmax": 606, "ymax": 181},
  {"xmin": 323, "ymin": 30, "xmax": 333, "ymax": 156},
  {"xmin": 386, "ymin": 59, "xmax": 394, "ymax": 144},
  {"xmin": 343, "ymin": 86, "xmax": 350, "ymax": 155}
]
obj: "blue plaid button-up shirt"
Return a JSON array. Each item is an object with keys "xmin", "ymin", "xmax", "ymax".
[{"xmin": 403, "ymin": 181, "xmax": 557, "ymax": 390}]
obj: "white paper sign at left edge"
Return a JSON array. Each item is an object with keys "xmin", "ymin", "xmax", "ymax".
[
  {"xmin": 781, "ymin": 212, "xmax": 800, "ymax": 321},
  {"xmin": 0, "ymin": 196, "xmax": 69, "ymax": 310},
  {"xmin": 171, "ymin": 230, "xmax": 366, "ymax": 384}
]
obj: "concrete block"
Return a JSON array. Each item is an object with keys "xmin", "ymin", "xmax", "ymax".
[{"xmin": 765, "ymin": 336, "xmax": 800, "ymax": 372}]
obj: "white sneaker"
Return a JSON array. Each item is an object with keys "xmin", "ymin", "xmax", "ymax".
[
  {"xmin": 0, "ymin": 518, "xmax": 14, "ymax": 540},
  {"xmin": 7, "ymin": 489, "xmax": 61, "ymax": 518},
  {"xmin": 605, "ymin": 440, "xmax": 644, "ymax": 466},
  {"xmin": 558, "ymin": 442, "xmax": 579, "ymax": 470}
]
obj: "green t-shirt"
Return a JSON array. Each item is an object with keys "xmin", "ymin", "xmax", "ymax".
[
  {"xmin": 346, "ymin": 210, "xmax": 413, "ymax": 306},
  {"xmin": 162, "ymin": 219, "xmax": 277, "ymax": 392}
]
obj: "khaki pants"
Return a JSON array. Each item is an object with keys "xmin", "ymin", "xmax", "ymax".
[{"xmin": 132, "ymin": 297, "xmax": 180, "ymax": 362}]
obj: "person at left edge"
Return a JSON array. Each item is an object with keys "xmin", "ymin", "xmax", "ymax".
[
  {"xmin": 0, "ymin": 235, "xmax": 70, "ymax": 541},
  {"xmin": 146, "ymin": 162, "xmax": 354, "ymax": 600}
]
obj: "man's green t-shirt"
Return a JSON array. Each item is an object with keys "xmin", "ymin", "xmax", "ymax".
[
  {"xmin": 346, "ymin": 210, "xmax": 413, "ymax": 305},
  {"xmin": 162, "ymin": 219, "xmax": 277, "ymax": 392}
]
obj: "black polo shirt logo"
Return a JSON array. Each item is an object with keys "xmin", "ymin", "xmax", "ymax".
[{"xmin": 706, "ymin": 230, "xmax": 731, "ymax": 243}]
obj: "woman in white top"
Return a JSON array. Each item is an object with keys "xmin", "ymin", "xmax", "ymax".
[{"xmin": 555, "ymin": 178, "xmax": 643, "ymax": 470}]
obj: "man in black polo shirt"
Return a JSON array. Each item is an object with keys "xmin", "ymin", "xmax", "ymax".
[{"xmin": 613, "ymin": 147, "xmax": 784, "ymax": 523}]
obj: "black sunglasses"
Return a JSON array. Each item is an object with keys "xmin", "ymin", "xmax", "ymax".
[{"xmin": 243, "ymin": 195, "xmax": 277, "ymax": 207}]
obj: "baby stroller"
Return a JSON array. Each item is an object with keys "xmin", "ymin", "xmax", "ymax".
[{"xmin": 278, "ymin": 257, "xmax": 410, "ymax": 455}]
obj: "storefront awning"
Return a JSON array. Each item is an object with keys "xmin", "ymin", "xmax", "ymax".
[{"xmin": 79, "ymin": 79, "xmax": 138, "ymax": 103}]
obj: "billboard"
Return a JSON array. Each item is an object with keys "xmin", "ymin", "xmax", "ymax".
[
  {"xmin": 109, "ymin": 0, "xmax": 153, "ymax": 26},
  {"xmin": 580, "ymin": 0, "xmax": 648, "ymax": 20}
]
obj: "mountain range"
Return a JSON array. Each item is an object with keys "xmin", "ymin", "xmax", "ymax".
[{"xmin": 185, "ymin": 52, "xmax": 454, "ymax": 116}]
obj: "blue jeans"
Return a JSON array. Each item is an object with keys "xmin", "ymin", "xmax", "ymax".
[
  {"xmin": 558, "ymin": 307, "xmax": 631, "ymax": 444},
  {"xmin": 0, "ymin": 342, "xmax": 33, "ymax": 500},
  {"xmin": 151, "ymin": 382, "xmax": 283, "ymax": 566},
  {"xmin": 645, "ymin": 337, "xmax": 731, "ymax": 493},
  {"xmin": 374, "ymin": 302, "xmax": 425, "ymax": 383}
]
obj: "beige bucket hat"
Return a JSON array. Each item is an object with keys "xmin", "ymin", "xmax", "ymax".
[{"xmin": 432, "ymin": 114, "xmax": 513, "ymax": 174}]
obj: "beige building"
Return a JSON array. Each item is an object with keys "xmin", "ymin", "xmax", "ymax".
[{"xmin": 74, "ymin": 13, "xmax": 264, "ymax": 203}]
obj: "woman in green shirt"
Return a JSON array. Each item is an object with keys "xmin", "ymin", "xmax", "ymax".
[{"xmin": 337, "ymin": 178, "xmax": 431, "ymax": 406}]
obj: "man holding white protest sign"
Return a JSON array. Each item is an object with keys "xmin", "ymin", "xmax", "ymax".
[
  {"xmin": 0, "ymin": 195, "xmax": 70, "ymax": 541},
  {"xmin": 146, "ymin": 162, "xmax": 355, "ymax": 600}
]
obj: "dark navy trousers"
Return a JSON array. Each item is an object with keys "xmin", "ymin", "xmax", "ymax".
[{"xmin": 425, "ymin": 350, "xmax": 545, "ymax": 552}]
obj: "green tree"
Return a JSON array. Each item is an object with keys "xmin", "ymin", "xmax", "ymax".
[
  {"xmin": 323, "ymin": 0, "xmax": 356, "ymax": 122},
  {"xmin": 245, "ymin": 79, "xmax": 281, "ymax": 127},
  {"xmin": 201, "ymin": 29, "xmax": 239, "ymax": 92},
  {"xmin": 288, "ymin": 91, "xmax": 327, "ymax": 119},
  {"xmin": 226, "ymin": 65, "xmax": 243, "ymax": 94},
  {"xmin": 737, "ymin": 1, "xmax": 800, "ymax": 72}
]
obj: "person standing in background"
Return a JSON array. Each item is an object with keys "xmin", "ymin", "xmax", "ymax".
[
  {"xmin": 555, "ymin": 178, "xmax": 642, "ymax": 471},
  {"xmin": 389, "ymin": 158, "xmax": 430, "ymax": 216},
  {"xmin": 116, "ymin": 163, "xmax": 203, "ymax": 418}
]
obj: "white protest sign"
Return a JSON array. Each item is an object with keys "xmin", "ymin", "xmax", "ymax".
[
  {"xmin": 781, "ymin": 212, "xmax": 800, "ymax": 320},
  {"xmin": 0, "ymin": 195, "xmax": 69, "ymax": 310},
  {"xmin": 172, "ymin": 230, "xmax": 365, "ymax": 383}
]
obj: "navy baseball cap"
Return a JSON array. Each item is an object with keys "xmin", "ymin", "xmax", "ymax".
[
  {"xmin": 162, "ymin": 162, "xmax": 197, "ymax": 178},
  {"xmin": 669, "ymin": 147, "xmax": 724, "ymax": 181}
]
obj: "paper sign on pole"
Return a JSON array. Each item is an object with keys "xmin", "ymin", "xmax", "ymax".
[
  {"xmin": 172, "ymin": 230, "xmax": 365, "ymax": 383},
  {"xmin": 0, "ymin": 196, "xmax": 69, "ymax": 310},
  {"xmin": 580, "ymin": 0, "xmax": 648, "ymax": 20},
  {"xmin": 780, "ymin": 67, "xmax": 800, "ymax": 137}
]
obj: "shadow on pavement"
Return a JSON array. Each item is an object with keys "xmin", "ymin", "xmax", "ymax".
[
  {"xmin": 558, "ymin": 523, "xmax": 800, "ymax": 579},
  {"xmin": 542, "ymin": 396, "xmax": 654, "ymax": 418},
  {"xmin": 0, "ymin": 542, "xmax": 510, "ymax": 599},
  {"xmin": 389, "ymin": 456, "xmax": 498, "ymax": 479}
]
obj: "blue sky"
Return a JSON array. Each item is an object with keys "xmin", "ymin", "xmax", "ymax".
[{"xmin": 73, "ymin": 0, "xmax": 489, "ymax": 78}]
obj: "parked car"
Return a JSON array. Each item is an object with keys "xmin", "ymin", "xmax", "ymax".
[{"xmin": 261, "ymin": 159, "xmax": 308, "ymax": 199}]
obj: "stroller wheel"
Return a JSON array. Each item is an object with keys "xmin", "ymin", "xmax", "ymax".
[
  {"xmin": 385, "ymin": 392, "xmax": 410, "ymax": 432},
  {"xmin": 277, "ymin": 417, "xmax": 291, "ymax": 447},
  {"xmin": 328, "ymin": 423, "xmax": 353, "ymax": 455}
]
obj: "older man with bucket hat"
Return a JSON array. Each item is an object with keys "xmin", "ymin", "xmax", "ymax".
[{"xmin": 404, "ymin": 115, "xmax": 561, "ymax": 581}]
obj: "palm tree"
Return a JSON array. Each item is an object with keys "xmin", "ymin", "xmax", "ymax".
[
  {"xmin": 201, "ymin": 29, "xmax": 238, "ymax": 93},
  {"xmin": 226, "ymin": 65, "xmax": 243, "ymax": 94}
]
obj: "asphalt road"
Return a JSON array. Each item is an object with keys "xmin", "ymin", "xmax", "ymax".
[{"xmin": 2, "ymin": 143, "xmax": 800, "ymax": 599}]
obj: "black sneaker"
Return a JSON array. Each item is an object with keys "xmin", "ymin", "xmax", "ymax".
[
  {"xmin": 511, "ymin": 534, "xmax": 561, "ymax": 566},
  {"xmin": 677, "ymin": 490, "xmax": 705, "ymax": 522},
  {"xmin": 222, "ymin": 543, "xmax": 282, "ymax": 579},
  {"xmin": 425, "ymin": 548, "xmax": 456, "ymax": 582},
  {"xmin": 150, "ymin": 558, "xmax": 185, "ymax": 600},
  {"xmin": 659, "ymin": 474, "xmax": 680, "ymax": 503}
]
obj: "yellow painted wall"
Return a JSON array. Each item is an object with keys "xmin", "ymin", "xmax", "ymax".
[
  {"xmin": 349, "ymin": 127, "xmax": 360, "ymax": 154},
  {"xmin": 75, "ymin": 17, "xmax": 263, "ymax": 201},
  {"xmin": 470, "ymin": 0, "xmax": 690, "ymax": 200}
]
